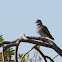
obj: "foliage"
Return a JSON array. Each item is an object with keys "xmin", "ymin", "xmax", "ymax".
[
  {"xmin": 0, "ymin": 35, "xmax": 4, "ymax": 47},
  {"xmin": 0, "ymin": 35, "xmax": 14, "ymax": 62},
  {"xmin": 18, "ymin": 49, "xmax": 42, "ymax": 62},
  {"xmin": 0, "ymin": 35, "xmax": 42, "ymax": 62}
]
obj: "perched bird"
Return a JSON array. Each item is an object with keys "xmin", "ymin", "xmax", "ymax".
[{"xmin": 35, "ymin": 20, "xmax": 54, "ymax": 40}]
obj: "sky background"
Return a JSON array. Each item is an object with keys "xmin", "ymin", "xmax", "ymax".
[{"xmin": 0, "ymin": 0, "xmax": 62, "ymax": 62}]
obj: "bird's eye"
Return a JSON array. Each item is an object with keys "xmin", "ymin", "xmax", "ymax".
[{"xmin": 37, "ymin": 24, "xmax": 40, "ymax": 25}]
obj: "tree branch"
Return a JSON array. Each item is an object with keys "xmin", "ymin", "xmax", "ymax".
[
  {"xmin": 53, "ymin": 55, "xmax": 59, "ymax": 59},
  {"xmin": 20, "ymin": 45, "xmax": 35, "ymax": 62},
  {"xmin": 34, "ymin": 46, "xmax": 47, "ymax": 62},
  {"xmin": 45, "ymin": 56, "xmax": 54, "ymax": 62},
  {"xmin": 19, "ymin": 34, "xmax": 62, "ymax": 57},
  {"xmin": 15, "ymin": 40, "xmax": 21, "ymax": 62},
  {"xmin": 0, "ymin": 34, "xmax": 62, "ymax": 62}
]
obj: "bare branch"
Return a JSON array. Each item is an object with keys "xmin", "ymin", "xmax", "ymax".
[
  {"xmin": 0, "ymin": 34, "xmax": 62, "ymax": 62},
  {"xmin": 34, "ymin": 46, "xmax": 47, "ymax": 62},
  {"xmin": 15, "ymin": 40, "xmax": 21, "ymax": 62},
  {"xmin": 20, "ymin": 45, "xmax": 35, "ymax": 62},
  {"xmin": 0, "ymin": 39, "xmax": 19, "ymax": 45},
  {"xmin": 53, "ymin": 55, "xmax": 59, "ymax": 59},
  {"xmin": 45, "ymin": 56, "xmax": 54, "ymax": 62},
  {"xmin": 3, "ymin": 43, "xmax": 19, "ymax": 49},
  {"xmin": 19, "ymin": 34, "xmax": 62, "ymax": 57}
]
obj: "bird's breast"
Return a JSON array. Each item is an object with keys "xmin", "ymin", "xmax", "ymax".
[
  {"xmin": 36, "ymin": 25, "xmax": 47, "ymax": 37},
  {"xmin": 36, "ymin": 25, "xmax": 42, "ymax": 34}
]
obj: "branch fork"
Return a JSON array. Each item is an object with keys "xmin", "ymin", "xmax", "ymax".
[{"xmin": 0, "ymin": 34, "xmax": 62, "ymax": 62}]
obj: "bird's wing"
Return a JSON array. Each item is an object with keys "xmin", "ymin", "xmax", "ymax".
[{"xmin": 42, "ymin": 26, "xmax": 54, "ymax": 40}]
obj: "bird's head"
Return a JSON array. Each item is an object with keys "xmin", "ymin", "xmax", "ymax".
[{"xmin": 35, "ymin": 19, "xmax": 42, "ymax": 25}]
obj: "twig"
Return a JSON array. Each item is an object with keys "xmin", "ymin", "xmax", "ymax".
[
  {"xmin": 0, "ymin": 34, "xmax": 62, "ymax": 62},
  {"xmin": 0, "ymin": 39, "xmax": 19, "ymax": 45},
  {"xmin": 8, "ymin": 49, "xmax": 11, "ymax": 62},
  {"xmin": 53, "ymin": 55, "xmax": 59, "ymax": 59},
  {"xmin": 3, "ymin": 43, "xmax": 19, "ymax": 49},
  {"xmin": 1, "ymin": 34, "xmax": 62, "ymax": 57},
  {"xmin": 15, "ymin": 40, "xmax": 21, "ymax": 62},
  {"xmin": 34, "ymin": 46, "xmax": 47, "ymax": 62},
  {"xmin": 2, "ymin": 47, "xmax": 5, "ymax": 62},
  {"xmin": 27, "ymin": 36, "xmax": 54, "ymax": 44},
  {"xmin": 20, "ymin": 34, "xmax": 62, "ymax": 57},
  {"xmin": 45, "ymin": 56, "xmax": 54, "ymax": 62},
  {"xmin": 35, "ymin": 50, "xmax": 37, "ymax": 62},
  {"xmin": 20, "ymin": 45, "xmax": 35, "ymax": 62}
]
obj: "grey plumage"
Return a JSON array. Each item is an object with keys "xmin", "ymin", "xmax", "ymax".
[{"xmin": 36, "ymin": 20, "xmax": 54, "ymax": 40}]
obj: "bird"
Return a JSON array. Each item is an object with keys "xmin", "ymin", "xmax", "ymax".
[{"xmin": 35, "ymin": 20, "xmax": 54, "ymax": 40}]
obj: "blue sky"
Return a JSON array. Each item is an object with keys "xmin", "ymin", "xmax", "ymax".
[{"xmin": 0, "ymin": 0, "xmax": 62, "ymax": 62}]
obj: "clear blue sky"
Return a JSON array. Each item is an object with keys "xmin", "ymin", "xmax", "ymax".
[{"xmin": 0, "ymin": 0, "xmax": 62, "ymax": 62}]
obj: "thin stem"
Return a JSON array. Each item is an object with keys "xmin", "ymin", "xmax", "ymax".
[{"xmin": 2, "ymin": 47, "xmax": 5, "ymax": 62}]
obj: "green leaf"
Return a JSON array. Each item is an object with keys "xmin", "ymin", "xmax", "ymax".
[
  {"xmin": 19, "ymin": 53, "xmax": 23, "ymax": 58},
  {"xmin": 0, "ymin": 35, "xmax": 4, "ymax": 42},
  {"xmin": 0, "ymin": 35, "xmax": 4, "ymax": 47}
]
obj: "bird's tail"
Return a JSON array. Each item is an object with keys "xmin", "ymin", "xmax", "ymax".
[{"xmin": 49, "ymin": 35, "xmax": 54, "ymax": 40}]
